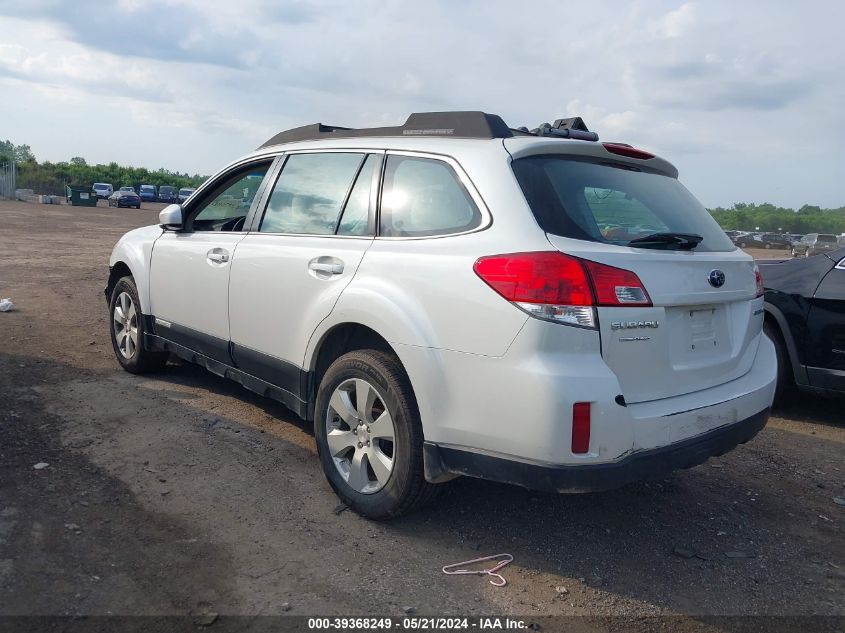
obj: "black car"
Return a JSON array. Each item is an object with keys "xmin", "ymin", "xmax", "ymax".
[
  {"xmin": 107, "ymin": 190, "xmax": 141, "ymax": 209},
  {"xmin": 735, "ymin": 233, "xmax": 763, "ymax": 248},
  {"xmin": 158, "ymin": 185, "xmax": 177, "ymax": 203},
  {"xmin": 759, "ymin": 233, "xmax": 792, "ymax": 249},
  {"xmin": 761, "ymin": 247, "xmax": 845, "ymax": 398}
]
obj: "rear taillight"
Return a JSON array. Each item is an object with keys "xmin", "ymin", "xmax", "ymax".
[
  {"xmin": 602, "ymin": 142, "xmax": 655, "ymax": 160},
  {"xmin": 473, "ymin": 252, "xmax": 651, "ymax": 328},
  {"xmin": 754, "ymin": 264, "xmax": 764, "ymax": 297}
]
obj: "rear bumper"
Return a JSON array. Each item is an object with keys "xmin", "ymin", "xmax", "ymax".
[{"xmin": 426, "ymin": 407, "xmax": 769, "ymax": 492}]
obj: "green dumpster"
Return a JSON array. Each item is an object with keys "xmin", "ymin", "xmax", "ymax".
[{"xmin": 66, "ymin": 184, "xmax": 98, "ymax": 207}]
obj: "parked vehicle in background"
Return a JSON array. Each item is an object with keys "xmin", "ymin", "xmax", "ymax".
[
  {"xmin": 108, "ymin": 189, "xmax": 141, "ymax": 209},
  {"xmin": 761, "ymin": 248, "xmax": 845, "ymax": 399},
  {"xmin": 729, "ymin": 231, "xmax": 750, "ymax": 245},
  {"xmin": 759, "ymin": 233, "xmax": 792, "ymax": 249},
  {"xmin": 105, "ymin": 111, "xmax": 775, "ymax": 519},
  {"xmin": 158, "ymin": 185, "xmax": 177, "ymax": 203},
  {"xmin": 735, "ymin": 233, "xmax": 764, "ymax": 248},
  {"xmin": 139, "ymin": 184, "xmax": 157, "ymax": 202},
  {"xmin": 838, "ymin": 235, "xmax": 845, "ymax": 247},
  {"xmin": 178, "ymin": 187, "xmax": 196, "ymax": 202},
  {"xmin": 93, "ymin": 183, "xmax": 114, "ymax": 200},
  {"xmin": 791, "ymin": 233, "xmax": 838, "ymax": 258}
]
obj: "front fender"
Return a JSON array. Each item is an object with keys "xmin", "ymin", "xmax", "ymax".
[{"xmin": 108, "ymin": 225, "xmax": 164, "ymax": 314}]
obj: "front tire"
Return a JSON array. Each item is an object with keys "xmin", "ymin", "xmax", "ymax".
[
  {"xmin": 109, "ymin": 276, "xmax": 168, "ymax": 374},
  {"xmin": 314, "ymin": 350, "xmax": 438, "ymax": 520}
]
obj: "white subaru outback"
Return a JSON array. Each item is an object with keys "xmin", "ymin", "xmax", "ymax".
[{"xmin": 106, "ymin": 112, "xmax": 776, "ymax": 519}]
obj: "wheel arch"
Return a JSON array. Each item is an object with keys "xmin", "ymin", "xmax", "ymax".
[
  {"xmin": 763, "ymin": 302, "xmax": 809, "ymax": 386},
  {"xmin": 309, "ymin": 323, "xmax": 397, "ymax": 393},
  {"xmin": 105, "ymin": 261, "xmax": 133, "ymax": 304},
  {"xmin": 306, "ymin": 320, "xmax": 455, "ymax": 484}
]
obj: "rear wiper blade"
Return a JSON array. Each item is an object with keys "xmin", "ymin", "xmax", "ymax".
[{"xmin": 628, "ymin": 232, "xmax": 703, "ymax": 250}]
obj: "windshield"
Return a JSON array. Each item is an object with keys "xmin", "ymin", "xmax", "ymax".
[
  {"xmin": 140, "ymin": 185, "xmax": 154, "ymax": 191},
  {"xmin": 179, "ymin": 189, "xmax": 193, "ymax": 195},
  {"xmin": 511, "ymin": 156, "xmax": 734, "ymax": 252},
  {"xmin": 93, "ymin": 183, "xmax": 109, "ymax": 190}
]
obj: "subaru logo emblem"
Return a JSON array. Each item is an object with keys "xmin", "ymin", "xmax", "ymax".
[{"xmin": 708, "ymin": 269, "xmax": 726, "ymax": 288}]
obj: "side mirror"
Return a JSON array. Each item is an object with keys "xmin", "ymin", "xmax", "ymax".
[{"xmin": 159, "ymin": 203, "xmax": 183, "ymax": 229}]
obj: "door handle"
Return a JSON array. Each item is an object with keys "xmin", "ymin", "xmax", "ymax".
[
  {"xmin": 308, "ymin": 260, "xmax": 344, "ymax": 275},
  {"xmin": 207, "ymin": 250, "xmax": 230, "ymax": 264}
]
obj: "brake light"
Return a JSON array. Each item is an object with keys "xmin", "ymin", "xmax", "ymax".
[
  {"xmin": 754, "ymin": 264, "xmax": 764, "ymax": 297},
  {"xmin": 473, "ymin": 252, "xmax": 651, "ymax": 328},
  {"xmin": 571, "ymin": 402, "xmax": 591, "ymax": 454},
  {"xmin": 603, "ymin": 142, "xmax": 655, "ymax": 160}
]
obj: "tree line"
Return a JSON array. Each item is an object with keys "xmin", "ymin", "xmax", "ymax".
[
  {"xmin": 708, "ymin": 202, "xmax": 845, "ymax": 235},
  {"xmin": 1, "ymin": 139, "xmax": 207, "ymax": 197}
]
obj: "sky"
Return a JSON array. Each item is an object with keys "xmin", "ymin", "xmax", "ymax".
[{"xmin": 1, "ymin": 0, "xmax": 843, "ymax": 209}]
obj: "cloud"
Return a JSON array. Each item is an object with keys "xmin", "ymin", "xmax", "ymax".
[
  {"xmin": 649, "ymin": 2, "xmax": 697, "ymax": 39},
  {"xmin": 0, "ymin": 0, "xmax": 842, "ymax": 208}
]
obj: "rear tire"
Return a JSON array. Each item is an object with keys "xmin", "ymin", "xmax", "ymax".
[
  {"xmin": 109, "ymin": 276, "xmax": 168, "ymax": 374},
  {"xmin": 764, "ymin": 321, "xmax": 792, "ymax": 405},
  {"xmin": 314, "ymin": 350, "xmax": 439, "ymax": 520}
]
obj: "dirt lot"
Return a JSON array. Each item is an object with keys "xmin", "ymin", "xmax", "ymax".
[{"xmin": 1, "ymin": 199, "xmax": 843, "ymax": 628}]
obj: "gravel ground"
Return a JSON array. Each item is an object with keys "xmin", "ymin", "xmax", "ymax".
[{"xmin": 0, "ymin": 199, "xmax": 843, "ymax": 629}]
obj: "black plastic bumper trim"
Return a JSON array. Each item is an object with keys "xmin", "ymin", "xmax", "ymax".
[{"xmin": 428, "ymin": 408, "xmax": 769, "ymax": 493}]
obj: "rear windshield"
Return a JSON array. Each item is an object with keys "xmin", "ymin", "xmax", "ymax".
[
  {"xmin": 818, "ymin": 234, "xmax": 837, "ymax": 243},
  {"xmin": 511, "ymin": 156, "xmax": 734, "ymax": 252}
]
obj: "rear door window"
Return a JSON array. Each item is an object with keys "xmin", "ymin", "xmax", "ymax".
[
  {"xmin": 260, "ymin": 153, "xmax": 365, "ymax": 235},
  {"xmin": 379, "ymin": 155, "xmax": 481, "ymax": 237},
  {"xmin": 512, "ymin": 156, "xmax": 734, "ymax": 252}
]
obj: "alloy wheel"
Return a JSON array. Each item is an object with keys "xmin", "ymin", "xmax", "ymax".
[
  {"xmin": 113, "ymin": 291, "xmax": 138, "ymax": 359},
  {"xmin": 325, "ymin": 378, "xmax": 396, "ymax": 494}
]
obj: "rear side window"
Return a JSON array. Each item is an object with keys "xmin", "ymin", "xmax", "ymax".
[
  {"xmin": 379, "ymin": 155, "xmax": 481, "ymax": 237},
  {"xmin": 512, "ymin": 156, "xmax": 734, "ymax": 252},
  {"xmin": 260, "ymin": 153, "xmax": 365, "ymax": 235},
  {"xmin": 818, "ymin": 234, "xmax": 837, "ymax": 243}
]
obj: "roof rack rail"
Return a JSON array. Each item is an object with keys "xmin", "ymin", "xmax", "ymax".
[
  {"xmin": 259, "ymin": 111, "xmax": 599, "ymax": 148},
  {"xmin": 259, "ymin": 111, "xmax": 514, "ymax": 147}
]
